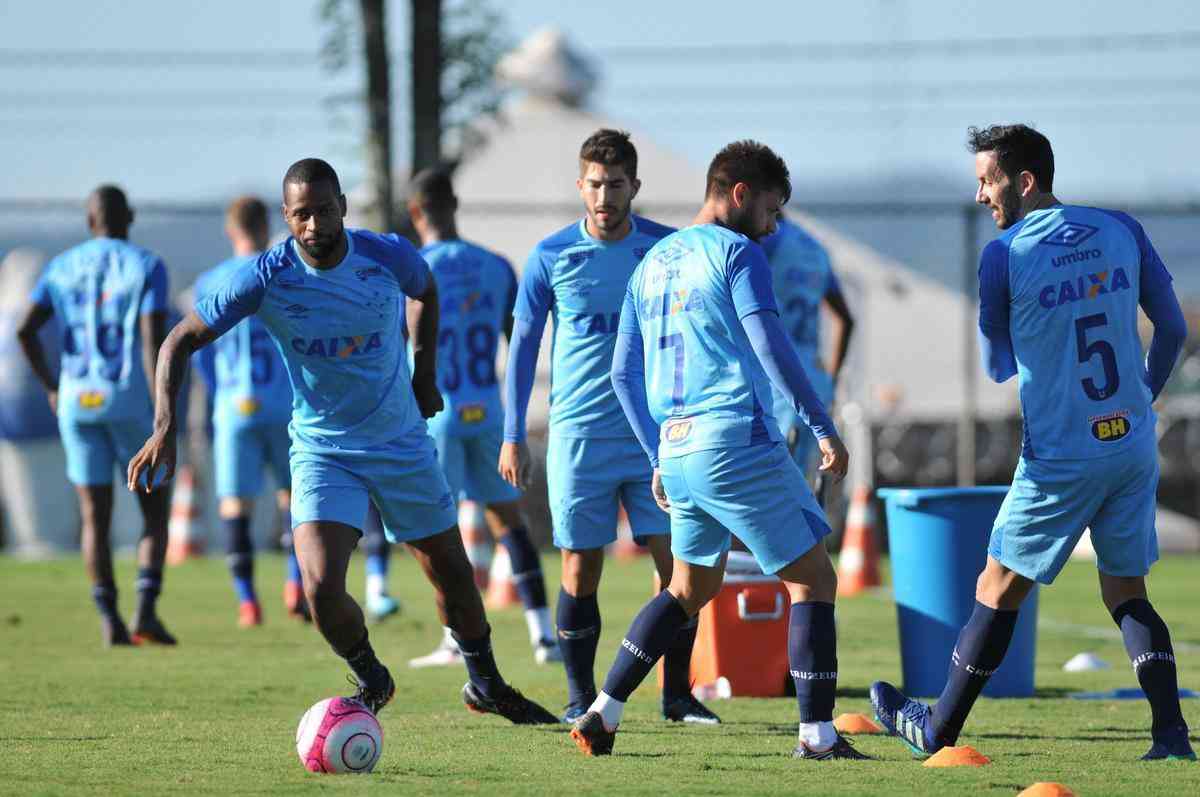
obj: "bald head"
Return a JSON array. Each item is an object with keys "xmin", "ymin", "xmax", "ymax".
[{"xmin": 87, "ymin": 184, "xmax": 133, "ymax": 239}]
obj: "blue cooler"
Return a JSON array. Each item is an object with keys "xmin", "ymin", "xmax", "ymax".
[{"xmin": 877, "ymin": 487, "xmax": 1038, "ymax": 698}]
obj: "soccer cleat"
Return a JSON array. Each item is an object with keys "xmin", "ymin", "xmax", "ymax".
[
  {"xmin": 561, "ymin": 693, "xmax": 595, "ymax": 724},
  {"xmin": 793, "ymin": 734, "xmax": 873, "ymax": 760},
  {"xmin": 238, "ymin": 600, "xmax": 263, "ymax": 628},
  {"xmin": 101, "ymin": 616, "xmax": 134, "ymax": 647},
  {"xmin": 1142, "ymin": 723, "xmax": 1197, "ymax": 761},
  {"xmin": 570, "ymin": 711, "xmax": 616, "ymax": 756},
  {"xmin": 533, "ymin": 638, "xmax": 563, "ymax": 664},
  {"xmin": 283, "ymin": 581, "xmax": 311, "ymax": 622},
  {"xmin": 461, "ymin": 682, "xmax": 559, "ymax": 725},
  {"xmin": 367, "ymin": 593, "xmax": 401, "ymax": 622},
  {"xmin": 409, "ymin": 636, "xmax": 464, "ymax": 668},
  {"xmin": 131, "ymin": 615, "xmax": 178, "ymax": 646},
  {"xmin": 662, "ymin": 694, "xmax": 722, "ymax": 724},
  {"xmin": 350, "ymin": 671, "xmax": 396, "ymax": 716},
  {"xmin": 870, "ymin": 680, "xmax": 940, "ymax": 758}
]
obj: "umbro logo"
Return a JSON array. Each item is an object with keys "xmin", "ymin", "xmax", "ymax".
[
  {"xmin": 284, "ymin": 303, "xmax": 311, "ymax": 319},
  {"xmin": 355, "ymin": 265, "xmax": 383, "ymax": 281},
  {"xmin": 1039, "ymin": 221, "xmax": 1099, "ymax": 248}
]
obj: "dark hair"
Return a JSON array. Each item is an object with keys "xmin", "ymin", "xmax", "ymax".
[
  {"xmin": 226, "ymin": 195, "xmax": 268, "ymax": 236},
  {"xmin": 87, "ymin": 184, "xmax": 132, "ymax": 229},
  {"xmin": 283, "ymin": 157, "xmax": 342, "ymax": 195},
  {"xmin": 579, "ymin": 129, "xmax": 638, "ymax": 180},
  {"xmin": 409, "ymin": 168, "xmax": 456, "ymax": 212},
  {"xmin": 967, "ymin": 124, "xmax": 1054, "ymax": 192},
  {"xmin": 705, "ymin": 140, "xmax": 791, "ymax": 204}
]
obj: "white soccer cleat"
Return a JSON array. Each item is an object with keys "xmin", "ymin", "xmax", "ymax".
[
  {"xmin": 408, "ymin": 636, "xmax": 464, "ymax": 669},
  {"xmin": 533, "ymin": 638, "xmax": 563, "ymax": 665}
]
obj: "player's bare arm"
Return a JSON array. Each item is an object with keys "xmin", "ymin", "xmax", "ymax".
[
  {"xmin": 822, "ymin": 289, "xmax": 855, "ymax": 385},
  {"xmin": 126, "ymin": 311, "xmax": 219, "ymax": 492},
  {"xmin": 407, "ymin": 277, "xmax": 443, "ymax": 419},
  {"xmin": 498, "ymin": 440, "xmax": 531, "ymax": 490},
  {"xmin": 15, "ymin": 301, "xmax": 60, "ymax": 412}
]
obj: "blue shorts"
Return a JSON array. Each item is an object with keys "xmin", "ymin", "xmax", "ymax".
[
  {"xmin": 990, "ymin": 429, "xmax": 1159, "ymax": 585},
  {"xmin": 289, "ymin": 430, "xmax": 457, "ymax": 545},
  {"xmin": 546, "ymin": 435, "xmax": 667, "ymax": 550},
  {"xmin": 430, "ymin": 424, "xmax": 520, "ymax": 505},
  {"xmin": 773, "ymin": 370, "xmax": 834, "ymax": 474},
  {"xmin": 213, "ymin": 422, "xmax": 291, "ymax": 498},
  {"xmin": 659, "ymin": 442, "xmax": 831, "ymax": 575},
  {"xmin": 59, "ymin": 416, "xmax": 164, "ymax": 489}
]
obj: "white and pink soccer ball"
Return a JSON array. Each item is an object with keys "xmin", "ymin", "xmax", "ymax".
[{"xmin": 296, "ymin": 697, "xmax": 383, "ymax": 774}]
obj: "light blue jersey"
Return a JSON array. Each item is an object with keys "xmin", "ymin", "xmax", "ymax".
[
  {"xmin": 194, "ymin": 256, "xmax": 293, "ymax": 430},
  {"xmin": 194, "ymin": 230, "xmax": 433, "ymax": 454},
  {"xmin": 422, "ymin": 239, "xmax": 516, "ymax": 438},
  {"xmin": 621, "ymin": 224, "xmax": 783, "ymax": 460},
  {"xmin": 980, "ymin": 205, "xmax": 1170, "ymax": 460},
  {"xmin": 31, "ymin": 237, "xmax": 168, "ymax": 423},
  {"xmin": 762, "ymin": 217, "xmax": 839, "ymax": 372},
  {"xmin": 514, "ymin": 215, "xmax": 674, "ymax": 439}
]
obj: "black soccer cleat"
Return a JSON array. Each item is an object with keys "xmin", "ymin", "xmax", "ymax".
[
  {"xmin": 1141, "ymin": 723, "xmax": 1197, "ymax": 761},
  {"xmin": 101, "ymin": 616, "xmax": 134, "ymax": 647},
  {"xmin": 351, "ymin": 671, "xmax": 396, "ymax": 716},
  {"xmin": 461, "ymin": 682, "xmax": 559, "ymax": 725},
  {"xmin": 662, "ymin": 694, "xmax": 722, "ymax": 725},
  {"xmin": 131, "ymin": 614, "xmax": 177, "ymax": 646},
  {"xmin": 570, "ymin": 711, "xmax": 616, "ymax": 757},
  {"xmin": 793, "ymin": 734, "xmax": 873, "ymax": 760}
]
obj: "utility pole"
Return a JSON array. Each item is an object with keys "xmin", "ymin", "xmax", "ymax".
[
  {"xmin": 410, "ymin": 0, "xmax": 443, "ymax": 175},
  {"xmin": 359, "ymin": 0, "xmax": 394, "ymax": 231}
]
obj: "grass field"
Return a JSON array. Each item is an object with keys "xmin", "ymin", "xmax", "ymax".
[{"xmin": 1, "ymin": 552, "xmax": 1197, "ymax": 796}]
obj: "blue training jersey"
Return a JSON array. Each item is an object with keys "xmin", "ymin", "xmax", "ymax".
[
  {"xmin": 194, "ymin": 229, "xmax": 433, "ymax": 453},
  {"xmin": 193, "ymin": 255, "xmax": 293, "ymax": 430},
  {"xmin": 621, "ymin": 223, "xmax": 784, "ymax": 458},
  {"xmin": 979, "ymin": 204, "xmax": 1172, "ymax": 460},
  {"xmin": 31, "ymin": 237, "xmax": 168, "ymax": 423},
  {"xmin": 761, "ymin": 216, "xmax": 840, "ymax": 371},
  {"xmin": 421, "ymin": 239, "xmax": 516, "ymax": 438},
  {"xmin": 515, "ymin": 215, "xmax": 674, "ymax": 438}
]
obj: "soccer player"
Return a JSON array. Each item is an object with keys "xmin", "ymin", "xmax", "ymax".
[
  {"xmin": 193, "ymin": 196, "xmax": 299, "ymax": 627},
  {"xmin": 570, "ymin": 140, "xmax": 867, "ymax": 761},
  {"xmin": 16, "ymin": 185, "xmax": 176, "ymax": 647},
  {"xmin": 870, "ymin": 124, "xmax": 1194, "ymax": 762},
  {"xmin": 500, "ymin": 129, "xmax": 720, "ymax": 725},
  {"xmin": 762, "ymin": 216, "xmax": 854, "ymax": 479},
  {"xmin": 127, "ymin": 158, "xmax": 556, "ymax": 724},
  {"xmin": 405, "ymin": 168, "xmax": 558, "ymax": 667}
]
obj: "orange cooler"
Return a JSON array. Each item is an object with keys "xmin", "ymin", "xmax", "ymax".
[{"xmin": 658, "ymin": 573, "xmax": 792, "ymax": 697}]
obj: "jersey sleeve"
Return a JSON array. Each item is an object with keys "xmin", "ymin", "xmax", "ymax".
[
  {"xmin": 383, "ymin": 234, "xmax": 433, "ymax": 298},
  {"xmin": 513, "ymin": 248, "xmax": 554, "ymax": 325},
  {"xmin": 140, "ymin": 258, "xmax": 169, "ymax": 315},
  {"xmin": 1134, "ymin": 221, "xmax": 1173, "ymax": 297},
  {"xmin": 824, "ymin": 264, "xmax": 844, "ymax": 299},
  {"xmin": 194, "ymin": 256, "xmax": 269, "ymax": 337},
  {"xmin": 502, "ymin": 257, "xmax": 518, "ymax": 319},
  {"xmin": 30, "ymin": 267, "xmax": 53, "ymax": 308},
  {"xmin": 726, "ymin": 242, "xmax": 778, "ymax": 319},
  {"xmin": 977, "ymin": 239, "xmax": 1017, "ymax": 382}
]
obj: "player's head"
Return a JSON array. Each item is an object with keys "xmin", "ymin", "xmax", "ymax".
[
  {"xmin": 282, "ymin": 158, "xmax": 346, "ymax": 260},
  {"xmin": 225, "ymin": 195, "xmax": 270, "ymax": 253},
  {"xmin": 577, "ymin": 129, "xmax": 641, "ymax": 239},
  {"xmin": 407, "ymin": 168, "xmax": 458, "ymax": 242},
  {"xmin": 87, "ymin": 184, "xmax": 133, "ymax": 239},
  {"xmin": 704, "ymin": 140, "xmax": 790, "ymax": 241},
  {"xmin": 968, "ymin": 124, "xmax": 1054, "ymax": 230}
]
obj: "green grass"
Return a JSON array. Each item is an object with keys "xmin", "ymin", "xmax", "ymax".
[{"xmin": 1, "ymin": 553, "xmax": 1197, "ymax": 795}]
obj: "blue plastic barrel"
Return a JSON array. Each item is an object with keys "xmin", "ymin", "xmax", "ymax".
[{"xmin": 877, "ymin": 487, "xmax": 1038, "ymax": 698}]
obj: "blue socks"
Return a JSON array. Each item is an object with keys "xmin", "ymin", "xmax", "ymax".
[
  {"xmin": 223, "ymin": 516, "xmax": 255, "ymax": 603},
  {"xmin": 931, "ymin": 601, "xmax": 1018, "ymax": 745},
  {"xmin": 601, "ymin": 590, "xmax": 690, "ymax": 702},
  {"xmin": 789, "ymin": 602, "xmax": 838, "ymax": 722},
  {"xmin": 135, "ymin": 567, "xmax": 163, "ymax": 619},
  {"xmin": 1112, "ymin": 598, "xmax": 1186, "ymax": 737},
  {"xmin": 453, "ymin": 626, "xmax": 505, "ymax": 700},
  {"xmin": 498, "ymin": 527, "xmax": 547, "ymax": 610},
  {"xmin": 662, "ymin": 613, "xmax": 699, "ymax": 702},
  {"xmin": 557, "ymin": 588, "xmax": 601, "ymax": 705},
  {"xmin": 92, "ymin": 583, "xmax": 119, "ymax": 622}
]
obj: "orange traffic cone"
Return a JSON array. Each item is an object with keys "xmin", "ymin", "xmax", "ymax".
[
  {"xmin": 613, "ymin": 506, "xmax": 647, "ymax": 560},
  {"xmin": 166, "ymin": 464, "xmax": 204, "ymax": 565},
  {"xmin": 458, "ymin": 500, "xmax": 492, "ymax": 591},
  {"xmin": 484, "ymin": 545, "xmax": 519, "ymax": 609},
  {"xmin": 837, "ymin": 485, "xmax": 881, "ymax": 596}
]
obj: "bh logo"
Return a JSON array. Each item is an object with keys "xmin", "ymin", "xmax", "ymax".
[
  {"xmin": 664, "ymin": 419, "xmax": 692, "ymax": 443},
  {"xmin": 1090, "ymin": 411, "xmax": 1130, "ymax": 442}
]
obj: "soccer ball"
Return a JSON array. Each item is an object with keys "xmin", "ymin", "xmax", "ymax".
[{"xmin": 295, "ymin": 697, "xmax": 383, "ymax": 774}]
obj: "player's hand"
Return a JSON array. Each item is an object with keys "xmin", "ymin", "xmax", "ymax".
[
  {"xmin": 46, "ymin": 390, "xmax": 58, "ymax": 414},
  {"xmin": 817, "ymin": 435, "xmax": 849, "ymax": 483},
  {"xmin": 126, "ymin": 428, "xmax": 176, "ymax": 493},
  {"xmin": 651, "ymin": 468, "xmax": 670, "ymax": 512},
  {"xmin": 411, "ymin": 371, "xmax": 443, "ymax": 418},
  {"xmin": 498, "ymin": 441, "xmax": 532, "ymax": 490}
]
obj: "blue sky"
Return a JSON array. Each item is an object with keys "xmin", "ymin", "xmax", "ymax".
[{"xmin": 3, "ymin": 0, "xmax": 1199, "ymax": 203}]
